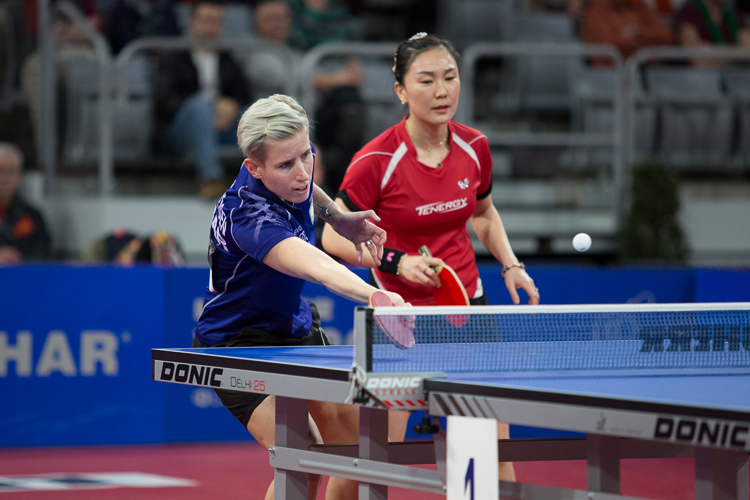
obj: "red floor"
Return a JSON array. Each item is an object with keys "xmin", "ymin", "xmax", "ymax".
[{"xmin": 0, "ymin": 442, "xmax": 744, "ymax": 499}]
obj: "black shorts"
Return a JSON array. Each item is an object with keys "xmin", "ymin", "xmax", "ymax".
[{"xmin": 191, "ymin": 303, "xmax": 332, "ymax": 428}]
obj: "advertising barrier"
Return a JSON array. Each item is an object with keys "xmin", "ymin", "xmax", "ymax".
[{"xmin": 1, "ymin": 264, "xmax": 747, "ymax": 447}]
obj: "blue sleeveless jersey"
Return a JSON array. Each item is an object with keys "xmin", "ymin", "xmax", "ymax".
[{"xmin": 195, "ymin": 163, "xmax": 316, "ymax": 345}]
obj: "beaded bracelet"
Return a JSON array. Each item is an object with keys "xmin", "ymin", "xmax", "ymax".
[{"xmin": 501, "ymin": 262, "xmax": 526, "ymax": 278}]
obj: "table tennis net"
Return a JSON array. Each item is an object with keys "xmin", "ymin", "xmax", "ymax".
[{"xmin": 364, "ymin": 304, "xmax": 750, "ymax": 374}]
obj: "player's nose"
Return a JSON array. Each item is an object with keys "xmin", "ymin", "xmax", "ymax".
[
  {"xmin": 435, "ymin": 79, "xmax": 448, "ymax": 97},
  {"xmin": 293, "ymin": 159, "xmax": 310, "ymax": 180}
]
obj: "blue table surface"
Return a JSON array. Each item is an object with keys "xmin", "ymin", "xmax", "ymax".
[{"xmin": 163, "ymin": 345, "xmax": 750, "ymax": 413}]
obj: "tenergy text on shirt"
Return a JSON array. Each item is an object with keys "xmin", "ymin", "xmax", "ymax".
[{"xmin": 415, "ymin": 198, "xmax": 468, "ymax": 216}]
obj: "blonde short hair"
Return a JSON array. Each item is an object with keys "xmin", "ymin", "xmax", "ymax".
[{"xmin": 237, "ymin": 94, "xmax": 309, "ymax": 163}]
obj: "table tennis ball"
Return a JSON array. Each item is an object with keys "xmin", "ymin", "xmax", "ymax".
[{"xmin": 573, "ymin": 233, "xmax": 592, "ymax": 252}]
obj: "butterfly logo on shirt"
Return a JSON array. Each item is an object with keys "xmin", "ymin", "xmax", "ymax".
[{"xmin": 458, "ymin": 178, "xmax": 470, "ymax": 189}]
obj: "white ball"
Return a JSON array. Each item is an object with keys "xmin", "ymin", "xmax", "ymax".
[{"xmin": 572, "ymin": 233, "xmax": 592, "ymax": 252}]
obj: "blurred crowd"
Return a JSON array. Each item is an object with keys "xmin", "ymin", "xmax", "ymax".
[{"xmin": 572, "ymin": 0, "xmax": 750, "ymax": 64}]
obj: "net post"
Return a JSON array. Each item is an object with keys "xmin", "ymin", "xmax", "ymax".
[{"xmin": 354, "ymin": 306, "xmax": 372, "ymax": 372}]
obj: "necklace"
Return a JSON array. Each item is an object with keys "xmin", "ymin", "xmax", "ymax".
[{"xmin": 416, "ymin": 136, "xmax": 449, "ymax": 168}]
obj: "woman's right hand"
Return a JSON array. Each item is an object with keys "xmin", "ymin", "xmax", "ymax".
[{"xmin": 398, "ymin": 254, "xmax": 443, "ymax": 288}]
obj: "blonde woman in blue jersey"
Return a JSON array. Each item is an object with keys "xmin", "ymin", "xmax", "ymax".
[{"xmin": 194, "ymin": 94, "xmax": 407, "ymax": 499}]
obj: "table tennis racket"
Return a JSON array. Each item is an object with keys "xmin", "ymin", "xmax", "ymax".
[
  {"xmin": 368, "ymin": 290, "xmax": 415, "ymax": 349},
  {"xmin": 419, "ymin": 245, "xmax": 469, "ymax": 327}
]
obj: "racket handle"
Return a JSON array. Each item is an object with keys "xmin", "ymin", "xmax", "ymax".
[{"xmin": 418, "ymin": 245, "xmax": 443, "ymax": 274}]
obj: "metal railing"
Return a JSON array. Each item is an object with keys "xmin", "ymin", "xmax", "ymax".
[
  {"xmin": 460, "ymin": 42, "xmax": 625, "ymax": 218},
  {"xmin": 31, "ymin": 7, "xmax": 750, "ymax": 223},
  {"xmin": 36, "ymin": 1, "xmax": 114, "ymax": 193},
  {"xmin": 39, "ymin": 1, "xmax": 299, "ymax": 195},
  {"xmin": 622, "ymin": 45, "xmax": 750, "ymax": 170},
  {"xmin": 298, "ymin": 41, "xmax": 399, "ymax": 128}
]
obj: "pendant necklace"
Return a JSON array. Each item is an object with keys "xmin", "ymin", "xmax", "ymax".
[{"xmin": 418, "ymin": 135, "xmax": 449, "ymax": 168}]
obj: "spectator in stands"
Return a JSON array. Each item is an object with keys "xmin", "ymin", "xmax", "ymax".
[
  {"xmin": 287, "ymin": 0, "xmax": 361, "ymax": 50},
  {"xmin": 248, "ymin": 1, "xmax": 301, "ymax": 103},
  {"xmin": 102, "ymin": 0, "xmax": 182, "ymax": 55},
  {"xmin": 20, "ymin": 12, "xmax": 96, "ymax": 157},
  {"xmin": 581, "ymin": 0, "xmax": 675, "ymax": 65},
  {"xmin": 0, "ymin": 142, "xmax": 51, "ymax": 264},
  {"xmin": 153, "ymin": 0, "xmax": 251, "ymax": 199},
  {"xmin": 22, "ymin": 0, "xmax": 102, "ymax": 39},
  {"xmin": 321, "ymin": 34, "xmax": 539, "ymax": 476},
  {"xmin": 250, "ymin": 1, "xmax": 325, "ymax": 182},
  {"xmin": 283, "ymin": 0, "xmax": 366, "ymax": 194},
  {"xmin": 675, "ymin": 0, "xmax": 750, "ymax": 66}
]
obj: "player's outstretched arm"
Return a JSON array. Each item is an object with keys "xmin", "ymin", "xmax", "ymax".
[
  {"xmin": 322, "ymin": 199, "xmax": 441, "ymax": 288},
  {"xmin": 263, "ymin": 235, "xmax": 406, "ymax": 306},
  {"xmin": 313, "ymin": 186, "xmax": 385, "ymax": 266},
  {"xmin": 470, "ymin": 197, "xmax": 539, "ymax": 305}
]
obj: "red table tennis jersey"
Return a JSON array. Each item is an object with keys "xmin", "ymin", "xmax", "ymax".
[{"xmin": 339, "ymin": 116, "xmax": 493, "ymax": 305}]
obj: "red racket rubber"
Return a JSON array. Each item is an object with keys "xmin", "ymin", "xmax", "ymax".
[
  {"xmin": 418, "ymin": 246, "xmax": 470, "ymax": 327},
  {"xmin": 368, "ymin": 291, "xmax": 415, "ymax": 349}
]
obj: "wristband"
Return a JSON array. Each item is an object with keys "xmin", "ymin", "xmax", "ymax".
[
  {"xmin": 501, "ymin": 262, "xmax": 525, "ymax": 278},
  {"xmin": 378, "ymin": 248, "xmax": 406, "ymax": 276}
]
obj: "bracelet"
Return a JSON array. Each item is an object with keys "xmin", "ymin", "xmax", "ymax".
[
  {"xmin": 501, "ymin": 262, "xmax": 525, "ymax": 278},
  {"xmin": 395, "ymin": 253, "xmax": 406, "ymax": 276},
  {"xmin": 377, "ymin": 248, "xmax": 406, "ymax": 275}
]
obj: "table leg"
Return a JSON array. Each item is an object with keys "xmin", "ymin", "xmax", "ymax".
[
  {"xmin": 274, "ymin": 396, "xmax": 309, "ymax": 500},
  {"xmin": 358, "ymin": 406, "xmax": 389, "ymax": 500},
  {"xmin": 433, "ymin": 418, "xmax": 447, "ymax": 485},
  {"xmin": 694, "ymin": 447, "xmax": 748, "ymax": 500},
  {"xmin": 587, "ymin": 434, "xmax": 620, "ymax": 494}
]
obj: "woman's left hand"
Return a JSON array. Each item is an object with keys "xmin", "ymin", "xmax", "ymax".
[
  {"xmin": 504, "ymin": 268, "xmax": 540, "ymax": 305},
  {"xmin": 331, "ymin": 209, "xmax": 386, "ymax": 266}
]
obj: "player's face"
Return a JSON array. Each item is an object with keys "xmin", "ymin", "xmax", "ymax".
[
  {"xmin": 246, "ymin": 131, "xmax": 313, "ymax": 205},
  {"xmin": 396, "ymin": 48, "xmax": 460, "ymax": 126}
]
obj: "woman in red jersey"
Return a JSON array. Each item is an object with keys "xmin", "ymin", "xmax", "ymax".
[
  {"xmin": 321, "ymin": 33, "xmax": 540, "ymax": 481},
  {"xmin": 322, "ymin": 33, "xmax": 538, "ymax": 307}
]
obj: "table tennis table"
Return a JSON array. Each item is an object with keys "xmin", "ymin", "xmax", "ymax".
[{"xmin": 152, "ymin": 303, "xmax": 750, "ymax": 500}]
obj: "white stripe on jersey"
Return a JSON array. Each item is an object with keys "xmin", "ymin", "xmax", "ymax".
[
  {"xmin": 453, "ymin": 134, "xmax": 481, "ymax": 173},
  {"xmin": 381, "ymin": 142, "xmax": 408, "ymax": 190},
  {"xmin": 203, "ymin": 191, "xmax": 251, "ymax": 311}
]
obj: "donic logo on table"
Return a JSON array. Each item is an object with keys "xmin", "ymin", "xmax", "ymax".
[
  {"xmin": 653, "ymin": 417, "xmax": 749, "ymax": 450},
  {"xmin": 158, "ymin": 362, "xmax": 223, "ymax": 388},
  {"xmin": 639, "ymin": 325, "xmax": 750, "ymax": 352},
  {"xmin": 366, "ymin": 376, "xmax": 421, "ymax": 390}
]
